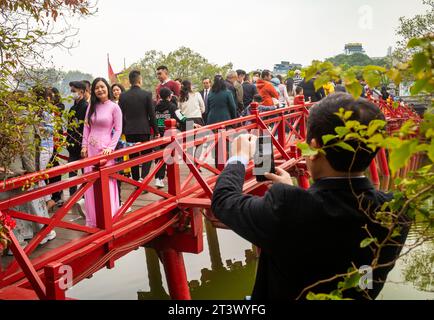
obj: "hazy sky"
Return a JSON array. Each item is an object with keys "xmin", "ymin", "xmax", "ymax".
[{"xmin": 51, "ymin": 0, "xmax": 429, "ymax": 78}]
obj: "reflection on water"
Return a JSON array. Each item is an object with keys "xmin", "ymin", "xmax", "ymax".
[{"xmin": 67, "ymin": 219, "xmax": 433, "ymax": 300}]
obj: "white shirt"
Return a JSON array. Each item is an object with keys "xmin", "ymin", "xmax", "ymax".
[{"xmin": 179, "ymin": 92, "xmax": 205, "ymax": 118}]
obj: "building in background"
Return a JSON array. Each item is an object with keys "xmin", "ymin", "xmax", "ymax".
[
  {"xmin": 344, "ymin": 43, "xmax": 365, "ymax": 55},
  {"xmin": 273, "ymin": 61, "xmax": 302, "ymax": 75}
]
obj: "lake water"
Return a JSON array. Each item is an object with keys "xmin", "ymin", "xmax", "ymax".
[{"xmin": 66, "ymin": 221, "xmax": 434, "ymax": 300}]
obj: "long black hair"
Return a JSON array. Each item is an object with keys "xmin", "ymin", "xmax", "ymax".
[
  {"xmin": 88, "ymin": 77, "xmax": 113, "ymax": 125},
  {"xmin": 111, "ymin": 83, "xmax": 125, "ymax": 93},
  {"xmin": 180, "ymin": 80, "xmax": 192, "ymax": 103},
  {"xmin": 211, "ymin": 75, "xmax": 226, "ymax": 93}
]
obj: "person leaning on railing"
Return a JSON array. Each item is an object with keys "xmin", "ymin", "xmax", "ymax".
[{"xmin": 211, "ymin": 93, "xmax": 410, "ymax": 300}]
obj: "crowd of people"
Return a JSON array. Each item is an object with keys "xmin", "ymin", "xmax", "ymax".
[
  {"xmin": 0, "ymin": 62, "xmax": 412, "ymax": 303},
  {"xmin": 3, "ymin": 65, "xmax": 395, "ymax": 254}
]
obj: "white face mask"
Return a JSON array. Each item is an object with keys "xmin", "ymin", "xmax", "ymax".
[{"xmin": 71, "ymin": 92, "xmax": 81, "ymax": 100}]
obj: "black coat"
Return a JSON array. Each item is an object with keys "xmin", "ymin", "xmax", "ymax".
[
  {"xmin": 119, "ymin": 86, "xmax": 158, "ymax": 135},
  {"xmin": 242, "ymin": 82, "xmax": 258, "ymax": 109},
  {"xmin": 211, "ymin": 163, "xmax": 409, "ymax": 300},
  {"xmin": 301, "ymin": 78, "xmax": 325, "ymax": 102},
  {"xmin": 67, "ymin": 98, "xmax": 88, "ymax": 157}
]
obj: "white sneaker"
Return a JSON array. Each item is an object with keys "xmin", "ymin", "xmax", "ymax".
[
  {"xmin": 155, "ymin": 178, "xmax": 165, "ymax": 189},
  {"xmin": 138, "ymin": 178, "xmax": 144, "ymax": 183},
  {"xmin": 75, "ymin": 198, "xmax": 86, "ymax": 218},
  {"xmin": 40, "ymin": 230, "xmax": 57, "ymax": 245}
]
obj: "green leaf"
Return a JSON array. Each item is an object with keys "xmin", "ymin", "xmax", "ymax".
[
  {"xmin": 367, "ymin": 120, "xmax": 387, "ymax": 136},
  {"xmin": 297, "ymin": 142, "xmax": 319, "ymax": 157},
  {"xmin": 335, "ymin": 126, "xmax": 350, "ymax": 138},
  {"xmin": 345, "ymin": 133, "xmax": 362, "ymax": 141},
  {"xmin": 345, "ymin": 120, "xmax": 360, "ymax": 129},
  {"xmin": 363, "ymin": 70, "xmax": 382, "ymax": 88},
  {"xmin": 368, "ymin": 133, "xmax": 385, "ymax": 145},
  {"xmin": 407, "ymin": 38, "xmax": 423, "ymax": 48},
  {"xmin": 411, "ymin": 79, "xmax": 429, "ymax": 95},
  {"xmin": 389, "ymin": 140, "xmax": 419, "ymax": 175},
  {"xmin": 363, "ymin": 65, "xmax": 387, "ymax": 73},
  {"xmin": 360, "ymin": 237, "xmax": 377, "ymax": 248},
  {"xmin": 322, "ymin": 134, "xmax": 337, "ymax": 145},
  {"xmin": 344, "ymin": 111, "xmax": 353, "ymax": 120},
  {"xmin": 428, "ymin": 140, "xmax": 434, "ymax": 163},
  {"xmin": 345, "ymin": 82, "xmax": 363, "ymax": 99},
  {"xmin": 335, "ymin": 141, "xmax": 355, "ymax": 152},
  {"xmin": 386, "ymin": 68, "xmax": 402, "ymax": 86},
  {"xmin": 314, "ymin": 74, "xmax": 330, "ymax": 91},
  {"xmin": 412, "ymin": 52, "xmax": 428, "ymax": 73}
]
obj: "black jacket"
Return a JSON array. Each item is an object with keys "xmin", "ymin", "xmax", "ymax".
[
  {"xmin": 67, "ymin": 98, "xmax": 88, "ymax": 157},
  {"xmin": 211, "ymin": 163, "xmax": 409, "ymax": 300},
  {"xmin": 155, "ymin": 100, "xmax": 186, "ymax": 134},
  {"xmin": 119, "ymin": 86, "xmax": 158, "ymax": 135},
  {"xmin": 301, "ymin": 78, "xmax": 325, "ymax": 102},
  {"xmin": 242, "ymin": 82, "xmax": 258, "ymax": 109}
]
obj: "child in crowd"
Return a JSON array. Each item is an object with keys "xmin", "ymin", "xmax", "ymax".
[
  {"xmin": 154, "ymin": 87, "xmax": 187, "ymax": 188},
  {"xmin": 293, "ymin": 86, "xmax": 305, "ymax": 105}
]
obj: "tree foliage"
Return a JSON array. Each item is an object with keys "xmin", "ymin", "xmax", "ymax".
[
  {"xmin": 394, "ymin": 0, "xmax": 434, "ymax": 63},
  {"xmin": 118, "ymin": 47, "xmax": 233, "ymax": 94},
  {"xmin": 298, "ymin": 34, "xmax": 434, "ymax": 299},
  {"xmin": 326, "ymin": 53, "xmax": 391, "ymax": 69},
  {"xmin": 0, "ymin": 0, "xmax": 94, "ymax": 175}
]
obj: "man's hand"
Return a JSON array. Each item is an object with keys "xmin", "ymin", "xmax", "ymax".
[
  {"xmin": 264, "ymin": 167, "xmax": 293, "ymax": 185},
  {"xmin": 231, "ymin": 134, "xmax": 257, "ymax": 160}
]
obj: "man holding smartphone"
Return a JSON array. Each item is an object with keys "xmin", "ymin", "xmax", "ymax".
[{"xmin": 211, "ymin": 93, "xmax": 409, "ymax": 300}]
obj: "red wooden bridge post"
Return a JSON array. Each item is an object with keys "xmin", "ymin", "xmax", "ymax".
[
  {"xmin": 165, "ymin": 119, "xmax": 181, "ymax": 195},
  {"xmin": 250, "ymin": 101, "xmax": 259, "ymax": 128},
  {"xmin": 297, "ymin": 105, "xmax": 310, "ymax": 189},
  {"xmin": 377, "ymin": 148, "xmax": 390, "ymax": 177},
  {"xmin": 159, "ymin": 249, "xmax": 190, "ymax": 299},
  {"xmin": 215, "ymin": 125, "xmax": 228, "ymax": 172},
  {"xmin": 158, "ymin": 119, "xmax": 191, "ymax": 300},
  {"xmin": 44, "ymin": 262, "xmax": 66, "ymax": 300},
  {"xmin": 277, "ymin": 106, "xmax": 286, "ymax": 148},
  {"xmin": 93, "ymin": 159, "xmax": 115, "ymax": 269},
  {"xmin": 369, "ymin": 158, "xmax": 380, "ymax": 189}
]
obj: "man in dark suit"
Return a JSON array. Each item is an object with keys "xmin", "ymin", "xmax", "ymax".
[
  {"xmin": 199, "ymin": 77, "xmax": 212, "ymax": 124},
  {"xmin": 119, "ymin": 70, "xmax": 158, "ymax": 181},
  {"xmin": 67, "ymin": 81, "xmax": 88, "ymax": 197},
  {"xmin": 211, "ymin": 93, "xmax": 409, "ymax": 300}
]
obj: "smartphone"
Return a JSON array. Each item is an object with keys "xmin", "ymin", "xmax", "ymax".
[{"xmin": 253, "ymin": 135, "xmax": 275, "ymax": 182}]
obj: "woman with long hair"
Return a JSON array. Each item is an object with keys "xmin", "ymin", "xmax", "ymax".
[
  {"xmin": 179, "ymin": 80, "xmax": 205, "ymax": 127},
  {"xmin": 206, "ymin": 75, "xmax": 237, "ymax": 125},
  {"xmin": 111, "ymin": 83, "xmax": 125, "ymax": 104},
  {"xmin": 81, "ymin": 77, "xmax": 122, "ymax": 227}
]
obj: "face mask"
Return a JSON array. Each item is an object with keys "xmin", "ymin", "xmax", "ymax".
[
  {"xmin": 71, "ymin": 92, "xmax": 81, "ymax": 100},
  {"xmin": 253, "ymin": 76, "xmax": 259, "ymax": 82}
]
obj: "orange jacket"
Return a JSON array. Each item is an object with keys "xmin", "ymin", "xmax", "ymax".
[{"xmin": 256, "ymin": 79, "xmax": 279, "ymax": 106}]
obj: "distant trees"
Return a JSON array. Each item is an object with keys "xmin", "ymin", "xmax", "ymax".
[
  {"xmin": 118, "ymin": 47, "xmax": 233, "ymax": 94},
  {"xmin": 326, "ymin": 53, "xmax": 391, "ymax": 69}
]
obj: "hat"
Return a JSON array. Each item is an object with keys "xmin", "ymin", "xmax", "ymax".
[
  {"xmin": 69, "ymin": 81, "xmax": 87, "ymax": 91},
  {"xmin": 294, "ymin": 70, "xmax": 301, "ymax": 75}
]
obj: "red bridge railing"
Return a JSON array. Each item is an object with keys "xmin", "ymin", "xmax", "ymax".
[{"xmin": 0, "ymin": 97, "xmax": 421, "ymax": 300}]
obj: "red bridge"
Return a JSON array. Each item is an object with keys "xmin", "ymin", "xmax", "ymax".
[{"xmin": 0, "ymin": 99, "xmax": 421, "ymax": 300}]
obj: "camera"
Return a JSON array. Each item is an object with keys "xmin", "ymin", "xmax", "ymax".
[{"xmin": 253, "ymin": 135, "xmax": 275, "ymax": 182}]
